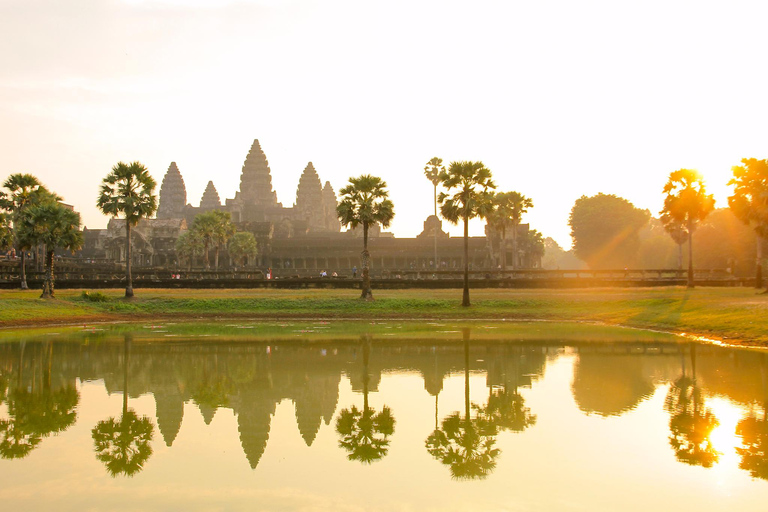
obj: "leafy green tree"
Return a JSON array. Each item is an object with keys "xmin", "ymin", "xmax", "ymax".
[
  {"xmin": 0, "ymin": 212, "xmax": 12, "ymax": 252},
  {"xmin": 336, "ymin": 336, "xmax": 396, "ymax": 463},
  {"xmin": 488, "ymin": 192, "xmax": 533, "ymax": 270},
  {"xmin": 438, "ymin": 161, "xmax": 495, "ymax": 306},
  {"xmin": 661, "ymin": 169, "xmax": 715, "ymax": 288},
  {"xmin": 97, "ymin": 162, "xmax": 158, "ymax": 298},
  {"xmin": 337, "ymin": 175, "xmax": 395, "ymax": 300},
  {"xmin": 189, "ymin": 210, "xmax": 234, "ymax": 269},
  {"xmin": 175, "ymin": 230, "xmax": 204, "ymax": 270},
  {"xmin": 569, "ymin": 193, "xmax": 650, "ymax": 269},
  {"xmin": 424, "ymin": 157, "xmax": 445, "ymax": 269},
  {"xmin": 92, "ymin": 335, "xmax": 155, "ymax": 477},
  {"xmin": 16, "ymin": 202, "xmax": 83, "ymax": 298},
  {"xmin": 729, "ymin": 158, "xmax": 768, "ymax": 289},
  {"xmin": 0, "ymin": 174, "xmax": 58, "ymax": 289},
  {"xmin": 228, "ymin": 231, "xmax": 258, "ymax": 268}
]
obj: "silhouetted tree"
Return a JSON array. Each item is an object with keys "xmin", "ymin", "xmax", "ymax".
[
  {"xmin": 175, "ymin": 230, "xmax": 204, "ymax": 270},
  {"xmin": 97, "ymin": 161, "xmax": 158, "ymax": 298},
  {"xmin": 488, "ymin": 191, "xmax": 533, "ymax": 270},
  {"xmin": 729, "ymin": 158, "xmax": 768, "ymax": 289},
  {"xmin": 228, "ymin": 231, "xmax": 258, "ymax": 268},
  {"xmin": 438, "ymin": 162, "xmax": 495, "ymax": 306},
  {"xmin": 337, "ymin": 175, "xmax": 395, "ymax": 300},
  {"xmin": 424, "ymin": 157, "xmax": 445, "ymax": 269},
  {"xmin": 661, "ymin": 169, "xmax": 715, "ymax": 288}
]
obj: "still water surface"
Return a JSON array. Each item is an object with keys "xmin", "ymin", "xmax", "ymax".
[{"xmin": 1, "ymin": 322, "xmax": 767, "ymax": 511}]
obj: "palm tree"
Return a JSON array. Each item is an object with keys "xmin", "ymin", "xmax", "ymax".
[
  {"xmin": 0, "ymin": 212, "xmax": 12, "ymax": 253},
  {"xmin": 189, "ymin": 211, "xmax": 224, "ymax": 269},
  {"xmin": 337, "ymin": 175, "xmax": 395, "ymax": 300},
  {"xmin": 336, "ymin": 335, "xmax": 396, "ymax": 463},
  {"xmin": 488, "ymin": 191, "xmax": 533, "ymax": 271},
  {"xmin": 97, "ymin": 162, "xmax": 158, "ymax": 298},
  {"xmin": 728, "ymin": 158, "xmax": 768, "ymax": 290},
  {"xmin": 660, "ymin": 212, "xmax": 689, "ymax": 272},
  {"xmin": 92, "ymin": 335, "xmax": 155, "ymax": 477},
  {"xmin": 16, "ymin": 202, "xmax": 83, "ymax": 299},
  {"xmin": 210, "ymin": 211, "xmax": 236, "ymax": 269},
  {"xmin": 228, "ymin": 231, "xmax": 258, "ymax": 269},
  {"xmin": 0, "ymin": 174, "xmax": 58, "ymax": 289},
  {"xmin": 660, "ymin": 169, "xmax": 715, "ymax": 288},
  {"xmin": 438, "ymin": 161, "xmax": 495, "ymax": 306},
  {"xmin": 424, "ymin": 157, "xmax": 445, "ymax": 269}
]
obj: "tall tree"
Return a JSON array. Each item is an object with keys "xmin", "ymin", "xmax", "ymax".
[
  {"xmin": 729, "ymin": 158, "xmax": 768, "ymax": 289},
  {"xmin": 0, "ymin": 174, "xmax": 58, "ymax": 289},
  {"xmin": 488, "ymin": 191, "xmax": 533, "ymax": 270},
  {"xmin": 175, "ymin": 230, "xmax": 204, "ymax": 270},
  {"xmin": 210, "ymin": 210, "xmax": 236, "ymax": 269},
  {"xmin": 660, "ymin": 213, "xmax": 688, "ymax": 271},
  {"xmin": 97, "ymin": 162, "xmax": 158, "ymax": 298},
  {"xmin": 228, "ymin": 231, "xmax": 258, "ymax": 269},
  {"xmin": 661, "ymin": 169, "xmax": 715, "ymax": 288},
  {"xmin": 438, "ymin": 161, "xmax": 495, "ymax": 306},
  {"xmin": 424, "ymin": 157, "xmax": 445, "ymax": 269},
  {"xmin": 16, "ymin": 202, "xmax": 83, "ymax": 299},
  {"xmin": 189, "ymin": 210, "xmax": 234, "ymax": 269},
  {"xmin": 337, "ymin": 175, "xmax": 395, "ymax": 300},
  {"xmin": 569, "ymin": 193, "xmax": 650, "ymax": 269},
  {"xmin": 0, "ymin": 212, "xmax": 12, "ymax": 253}
]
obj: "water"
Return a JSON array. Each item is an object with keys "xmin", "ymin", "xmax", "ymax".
[{"xmin": 1, "ymin": 321, "xmax": 767, "ymax": 511}]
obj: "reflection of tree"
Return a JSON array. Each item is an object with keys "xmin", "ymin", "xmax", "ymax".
[
  {"xmin": 665, "ymin": 344, "xmax": 719, "ymax": 468},
  {"xmin": 736, "ymin": 358, "xmax": 768, "ymax": 479},
  {"xmin": 0, "ymin": 342, "xmax": 79, "ymax": 459},
  {"xmin": 336, "ymin": 335, "xmax": 396, "ymax": 464},
  {"xmin": 425, "ymin": 328, "xmax": 501, "ymax": 480},
  {"xmin": 92, "ymin": 335, "xmax": 154, "ymax": 477}
]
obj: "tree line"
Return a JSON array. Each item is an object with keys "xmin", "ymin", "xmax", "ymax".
[{"xmin": 565, "ymin": 161, "xmax": 768, "ymax": 289}]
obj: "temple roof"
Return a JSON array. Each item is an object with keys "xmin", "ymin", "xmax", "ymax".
[
  {"xmin": 238, "ymin": 139, "xmax": 277, "ymax": 207},
  {"xmin": 200, "ymin": 181, "xmax": 222, "ymax": 210},
  {"xmin": 157, "ymin": 162, "xmax": 187, "ymax": 220}
]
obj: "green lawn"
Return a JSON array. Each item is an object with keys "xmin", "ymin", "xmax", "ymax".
[{"xmin": 0, "ymin": 287, "xmax": 766, "ymax": 346}]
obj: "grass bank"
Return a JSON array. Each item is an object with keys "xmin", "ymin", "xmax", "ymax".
[{"xmin": 0, "ymin": 287, "xmax": 766, "ymax": 346}]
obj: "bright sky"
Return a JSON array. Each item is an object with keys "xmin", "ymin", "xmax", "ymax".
[{"xmin": 2, "ymin": 0, "xmax": 767, "ymax": 248}]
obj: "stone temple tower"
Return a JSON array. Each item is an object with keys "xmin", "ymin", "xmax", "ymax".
[
  {"xmin": 322, "ymin": 181, "xmax": 341, "ymax": 232},
  {"xmin": 200, "ymin": 181, "xmax": 222, "ymax": 210},
  {"xmin": 157, "ymin": 162, "xmax": 187, "ymax": 219},
  {"xmin": 238, "ymin": 139, "xmax": 278, "ymax": 207},
  {"xmin": 295, "ymin": 162, "xmax": 324, "ymax": 228}
]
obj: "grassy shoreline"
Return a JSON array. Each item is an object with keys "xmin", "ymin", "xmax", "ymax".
[{"xmin": 1, "ymin": 287, "xmax": 766, "ymax": 346}]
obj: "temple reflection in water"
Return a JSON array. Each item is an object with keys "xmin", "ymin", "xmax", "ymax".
[{"xmin": 1, "ymin": 326, "xmax": 767, "ymax": 487}]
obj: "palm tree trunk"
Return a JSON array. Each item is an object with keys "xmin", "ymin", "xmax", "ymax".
[
  {"xmin": 19, "ymin": 250, "xmax": 28, "ymax": 289},
  {"xmin": 215, "ymin": 246, "xmax": 220, "ymax": 270},
  {"xmin": 462, "ymin": 212, "xmax": 470, "ymax": 307},
  {"xmin": 677, "ymin": 242, "xmax": 683, "ymax": 271},
  {"xmin": 501, "ymin": 225, "xmax": 507, "ymax": 272},
  {"xmin": 204, "ymin": 241, "xmax": 210, "ymax": 269},
  {"xmin": 433, "ymin": 184, "xmax": 438, "ymax": 270},
  {"xmin": 756, "ymin": 236, "xmax": 763, "ymax": 289},
  {"xmin": 361, "ymin": 222, "xmax": 372, "ymax": 299},
  {"xmin": 511, "ymin": 222, "xmax": 518, "ymax": 270},
  {"xmin": 125, "ymin": 222, "xmax": 134, "ymax": 298},
  {"xmin": 40, "ymin": 249, "xmax": 54, "ymax": 298},
  {"xmin": 687, "ymin": 222, "xmax": 694, "ymax": 289}
]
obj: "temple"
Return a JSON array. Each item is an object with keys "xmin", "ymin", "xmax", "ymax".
[{"xmin": 82, "ymin": 139, "xmax": 543, "ymax": 271}]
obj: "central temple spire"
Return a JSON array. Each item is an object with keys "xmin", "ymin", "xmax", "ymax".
[{"xmin": 238, "ymin": 139, "xmax": 277, "ymax": 207}]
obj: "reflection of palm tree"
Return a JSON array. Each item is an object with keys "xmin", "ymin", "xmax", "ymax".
[
  {"xmin": 92, "ymin": 335, "xmax": 154, "ymax": 477},
  {"xmin": 736, "ymin": 358, "xmax": 768, "ymax": 479},
  {"xmin": 665, "ymin": 344, "xmax": 719, "ymax": 467},
  {"xmin": 336, "ymin": 335, "xmax": 396, "ymax": 463},
  {"xmin": 0, "ymin": 341, "xmax": 79, "ymax": 459},
  {"xmin": 425, "ymin": 328, "xmax": 501, "ymax": 480}
]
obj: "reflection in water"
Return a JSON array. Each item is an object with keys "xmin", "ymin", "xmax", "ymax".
[
  {"xmin": 426, "ymin": 329, "xmax": 504, "ymax": 480},
  {"xmin": 0, "ymin": 341, "xmax": 79, "ymax": 459},
  {"xmin": 92, "ymin": 335, "xmax": 155, "ymax": 477},
  {"xmin": 336, "ymin": 335, "xmax": 396, "ymax": 463},
  {"xmin": 1, "ymin": 327, "xmax": 768, "ymax": 488},
  {"xmin": 665, "ymin": 344, "xmax": 720, "ymax": 468}
]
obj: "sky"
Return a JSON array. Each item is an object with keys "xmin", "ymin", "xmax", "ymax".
[{"xmin": 2, "ymin": 0, "xmax": 767, "ymax": 248}]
